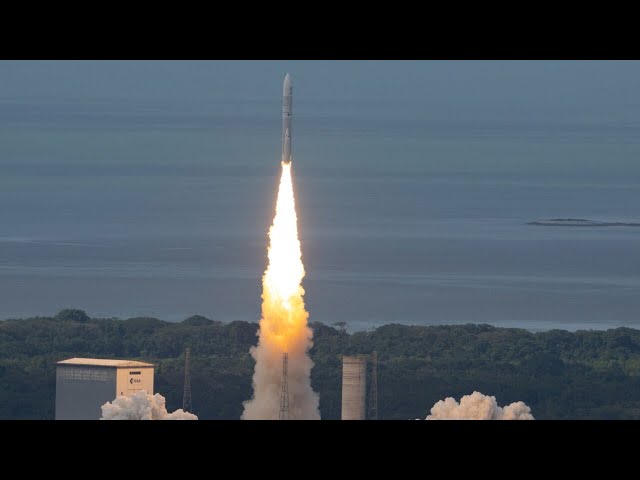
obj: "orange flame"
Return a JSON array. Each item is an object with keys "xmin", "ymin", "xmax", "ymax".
[{"xmin": 260, "ymin": 162, "xmax": 308, "ymax": 352}]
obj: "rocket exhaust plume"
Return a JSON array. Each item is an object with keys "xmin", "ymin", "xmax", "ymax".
[
  {"xmin": 425, "ymin": 391, "xmax": 534, "ymax": 420},
  {"xmin": 242, "ymin": 162, "xmax": 320, "ymax": 419},
  {"xmin": 242, "ymin": 74, "xmax": 319, "ymax": 419}
]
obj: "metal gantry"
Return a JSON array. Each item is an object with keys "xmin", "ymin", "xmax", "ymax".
[
  {"xmin": 183, "ymin": 347, "xmax": 192, "ymax": 413},
  {"xmin": 279, "ymin": 352, "xmax": 289, "ymax": 420},
  {"xmin": 368, "ymin": 351, "xmax": 378, "ymax": 420}
]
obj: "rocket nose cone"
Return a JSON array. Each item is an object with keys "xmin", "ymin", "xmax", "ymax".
[{"xmin": 283, "ymin": 73, "xmax": 292, "ymax": 94}]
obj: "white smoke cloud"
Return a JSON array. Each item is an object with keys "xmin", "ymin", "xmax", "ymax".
[
  {"xmin": 101, "ymin": 391, "xmax": 198, "ymax": 420},
  {"xmin": 426, "ymin": 391, "xmax": 534, "ymax": 420},
  {"xmin": 242, "ymin": 334, "xmax": 319, "ymax": 420}
]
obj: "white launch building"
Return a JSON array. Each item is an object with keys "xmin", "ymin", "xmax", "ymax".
[{"xmin": 55, "ymin": 358, "xmax": 154, "ymax": 420}]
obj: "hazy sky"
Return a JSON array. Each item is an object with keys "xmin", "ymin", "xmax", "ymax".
[{"xmin": 2, "ymin": 60, "xmax": 639, "ymax": 122}]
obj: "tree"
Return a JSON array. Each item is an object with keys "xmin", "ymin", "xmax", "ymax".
[
  {"xmin": 333, "ymin": 321, "xmax": 347, "ymax": 333},
  {"xmin": 183, "ymin": 315, "xmax": 214, "ymax": 326},
  {"xmin": 55, "ymin": 309, "xmax": 90, "ymax": 323}
]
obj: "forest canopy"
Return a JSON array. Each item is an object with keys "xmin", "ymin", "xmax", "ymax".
[{"xmin": 2, "ymin": 310, "xmax": 640, "ymax": 419}]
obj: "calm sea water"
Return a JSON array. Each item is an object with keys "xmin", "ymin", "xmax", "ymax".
[{"xmin": 1, "ymin": 96, "xmax": 639, "ymax": 331}]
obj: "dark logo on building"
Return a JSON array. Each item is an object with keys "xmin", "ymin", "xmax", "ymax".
[{"xmin": 130, "ymin": 377, "xmax": 142, "ymax": 384}]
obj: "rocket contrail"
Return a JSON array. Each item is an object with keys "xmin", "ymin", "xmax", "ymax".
[{"xmin": 241, "ymin": 74, "xmax": 320, "ymax": 420}]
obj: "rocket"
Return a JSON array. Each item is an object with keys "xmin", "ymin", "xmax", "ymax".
[{"xmin": 282, "ymin": 73, "xmax": 293, "ymax": 164}]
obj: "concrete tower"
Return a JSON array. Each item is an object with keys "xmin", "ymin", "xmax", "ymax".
[{"xmin": 341, "ymin": 356, "xmax": 367, "ymax": 420}]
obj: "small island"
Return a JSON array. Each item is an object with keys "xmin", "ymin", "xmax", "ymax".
[{"xmin": 528, "ymin": 218, "xmax": 640, "ymax": 227}]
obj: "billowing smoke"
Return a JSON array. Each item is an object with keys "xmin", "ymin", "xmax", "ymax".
[
  {"xmin": 426, "ymin": 391, "xmax": 534, "ymax": 420},
  {"xmin": 101, "ymin": 391, "xmax": 198, "ymax": 420},
  {"xmin": 242, "ymin": 163, "xmax": 320, "ymax": 420}
]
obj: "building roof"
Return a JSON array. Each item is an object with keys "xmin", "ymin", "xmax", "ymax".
[{"xmin": 56, "ymin": 358, "xmax": 154, "ymax": 368}]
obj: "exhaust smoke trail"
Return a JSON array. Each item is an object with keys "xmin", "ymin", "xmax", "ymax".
[
  {"xmin": 426, "ymin": 391, "xmax": 534, "ymax": 420},
  {"xmin": 242, "ymin": 162, "xmax": 320, "ymax": 419}
]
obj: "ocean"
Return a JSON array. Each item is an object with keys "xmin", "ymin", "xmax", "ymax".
[{"xmin": 1, "ymin": 93, "xmax": 639, "ymax": 331}]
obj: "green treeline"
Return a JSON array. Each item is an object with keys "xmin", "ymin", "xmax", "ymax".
[{"xmin": 2, "ymin": 309, "xmax": 640, "ymax": 419}]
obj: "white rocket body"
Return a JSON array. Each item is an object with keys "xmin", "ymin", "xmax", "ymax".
[{"xmin": 282, "ymin": 73, "xmax": 293, "ymax": 164}]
